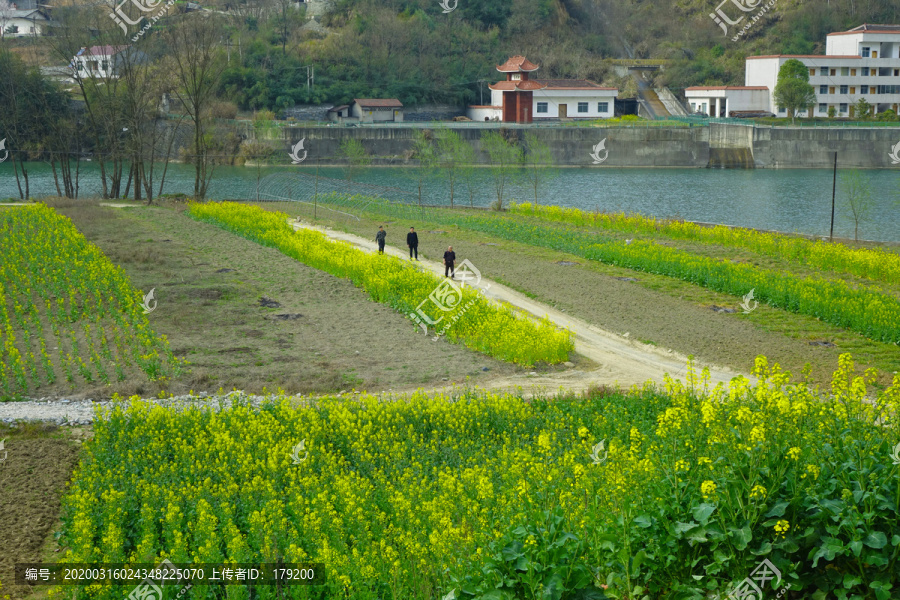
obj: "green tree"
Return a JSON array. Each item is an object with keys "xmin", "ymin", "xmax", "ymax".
[
  {"xmin": 521, "ymin": 131, "xmax": 558, "ymax": 211},
  {"xmin": 340, "ymin": 138, "xmax": 371, "ymax": 187},
  {"xmin": 481, "ymin": 130, "xmax": 522, "ymax": 210},
  {"xmin": 854, "ymin": 98, "xmax": 872, "ymax": 120},
  {"xmin": 839, "ymin": 169, "xmax": 873, "ymax": 242},
  {"xmin": 773, "ymin": 59, "xmax": 816, "ymax": 124},
  {"xmin": 410, "ymin": 130, "xmax": 438, "ymax": 206},
  {"xmin": 436, "ymin": 128, "xmax": 472, "ymax": 208}
]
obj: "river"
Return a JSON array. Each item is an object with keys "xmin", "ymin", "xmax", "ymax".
[{"xmin": 2, "ymin": 162, "xmax": 899, "ymax": 242}]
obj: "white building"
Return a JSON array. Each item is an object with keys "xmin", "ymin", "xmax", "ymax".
[
  {"xmin": 1, "ymin": 9, "xmax": 50, "ymax": 37},
  {"xmin": 468, "ymin": 56, "xmax": 618, "ymax": 122},
  {"xmin": 685, "ymin": 24, "xmax": 900, "ymax": 118},
  {"xmin": 71, "ymin": 46, "xmax": 131, "ymax": 80}
]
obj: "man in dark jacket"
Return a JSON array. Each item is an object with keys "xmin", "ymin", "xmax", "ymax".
[
  {"xmin": 375, "ymin": 226, "xmax": 386, "ymax": 254},
  {"xmin": 443, "ymin": 246, "xmax": 456, "ymax": 278},
  {"xmin": 407, "ymin": 227, "xmax": 419, "ymax": 260}
]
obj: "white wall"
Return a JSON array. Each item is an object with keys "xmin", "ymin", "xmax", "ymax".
[
  {"xmin": 747, "ymin": 54, "xmax": 900, "ymax": 116},
  {"xmin": 531, "ymin": 90, "xmax": 616, "ymax": 119},
  {"xmin": 467, "ymin": 106, "xmax": 501, "ymax": 121},
  {"xmin": 3, "ymin": 16, "xmax": 45, "ymax": 36}
]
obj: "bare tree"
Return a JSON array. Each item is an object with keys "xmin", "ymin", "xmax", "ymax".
[
  {"xmin": 44, "ymin": 6, "xmax": 131, "ymax": 198},
  {"xmin": 840, "ymin": 170, "xmax": 874, "ymax": 242},
  {"xmin": 0, "ymin": 0, "xmax": 14, "ymax": 39},
  {"xmin": 163, "ymin": 13, "xmax": 227, "ymax": 200}
]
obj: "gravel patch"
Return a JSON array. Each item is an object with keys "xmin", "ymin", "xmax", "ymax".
[{"xmin": 0, "ymin": 393, "xmax": 273, "ymax": 425}]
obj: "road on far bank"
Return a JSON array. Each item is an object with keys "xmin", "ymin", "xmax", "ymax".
[{"xmin": 289, "ymin": 218, "xmax": 753, "ymax": 393}]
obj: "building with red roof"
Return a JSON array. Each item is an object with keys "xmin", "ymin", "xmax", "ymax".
[
  {"xmin": 349, "ymin": 99, "xmax": 404, "ymax": 123},
  {"xmin": 470, "ymin": 56, "xmax": 619, "ymax": 123}
]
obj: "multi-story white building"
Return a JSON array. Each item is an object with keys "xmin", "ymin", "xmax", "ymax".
[{"xmin": 686, "ymin": 24, "xmax": 900, "ymax": 118}]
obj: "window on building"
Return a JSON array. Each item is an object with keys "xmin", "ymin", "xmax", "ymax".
[
  {"xmin": 778, "ymin": 106, "xmax": 786, "ymax": 114},
  {"xmin": 101, "ymin": 61, "xmax": 109, "ymax": 71},
  {"xmin": 809, "ymin": 68, "xmax": 815, "ymax": 76},
  {"xmin": 862, "ymin": 67, "xmax": 869, "ymax": 76},
  {"xmin": 839, "ymin": 103, "xmax": 848, "ymax": 113},
  {"xmin": 597, "ymin": 102, "xmax": 609, "ymax": 113},
  {"xmin": 861, "ymin": 85, "xmax": 868, "ymax": 93},
  {"xmin": 511, "ymin": 73, "xmax": 521, "ymax": 80},
  {"xmin": 850, "ymin": 87, "xmax": 856, "ymax": 94},
  {"xmin": 862, "ymin": 47, "xmax": 870, "ymax": 57},
  {"xmin": 841, "ymin": 67, "xmax": 849, "ymax": 76},
  {"xmin": 895, "ymin": 69, "xmax": 900, "ymax": 77},
  {"xmin": 8, "ymin": 25, "xmax": 18, "ymax": 33},
  {"xmin": 818, "ymin": 103, "xmax": 827, "ymax": 113},
  {"xmin": 820, "ymin": 85, "xmax": 828, "ymax": 94},
  {"xmin": 820, "ymin": 67, "xmax": 828, "ymax": 76},
  {"xmin": 536, "ymin": 102, "xmax": 548, "ymax": 113},
  {"xmin": 850, "ymin": 69, "xmax": 856, "ymax": 76},
  {"xmin": 577, "ymin": 102, "xmax": 588, "ymax": 113},
  {"xmin": 872, "ymin": 50, "xmax": 878, "ymax": 58},
  {"xmin": 840, "ymin": 85, "xmax": 848, "ymax": 94},
  {"xmin": 879, "ymin": 68, "xmax": 891, "ymax": 76},
  {"xmin": 829, "ymin": 86, "xmax": 835, "ymax": 94},
  {"xmin": 830, "ymin": 68, "xmax": 836, "ymax": 76}
]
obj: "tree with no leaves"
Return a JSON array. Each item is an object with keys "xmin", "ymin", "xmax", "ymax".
[
  {"xmin": 839, "ymin": 169, "xmax": 873, "ymax": 242},
  {"xmin": 163, "ymin": 13, "xmax": 228, "ymax": 200}
]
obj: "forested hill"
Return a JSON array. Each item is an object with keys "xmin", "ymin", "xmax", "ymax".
[{"xmin": 218, "ymin": 0, "xmax": 900, "ymax": 109}]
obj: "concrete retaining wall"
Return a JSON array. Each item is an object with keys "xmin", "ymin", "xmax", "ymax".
[
  {"xmin": 279, "ymin": 126, "xmax": 710, "ymax": 167},
  {"xmin": 752, "ymin": 127, "xmax": 900, "ymax": 168},
  {"xmin": 262, "ymin": 124, "xmax": 900, "ymax": 168}
]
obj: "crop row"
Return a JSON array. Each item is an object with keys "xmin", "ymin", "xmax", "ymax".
[
  {"xmin": 509, "ymin": 202, "xmax": 900, "ymax": 285},
  {"xmin": 0, "ymin": 205, "xmax": 181, "ymax": 398},
  {"xmin": 313, "ymin": 194, "xmax": 900, "ymax": 344},
  {"xmin": 188, "ymin": 202, "xmax": 573, "ymax": 365},
  {"xmin": 59, "ymin": 355, "xmax": 900, "ymax": 599}
]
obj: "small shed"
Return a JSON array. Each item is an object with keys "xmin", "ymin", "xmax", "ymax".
[
  {"xmin": 350, "ymin": 98, "xmax": 403, "ymax": 123},
  {"xmin": 327, "ymin": 104, "xmax": 350, "ymax": 122}
]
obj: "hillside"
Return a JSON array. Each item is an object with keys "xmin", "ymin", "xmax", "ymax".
[{"xmin": 212, "ymin": 0, "xmax": 900, "ymax": 109}]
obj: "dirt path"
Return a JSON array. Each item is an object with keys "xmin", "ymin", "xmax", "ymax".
[{"xmin": 291, "ymin": 219, "xmax": 753, "ymax": 392}]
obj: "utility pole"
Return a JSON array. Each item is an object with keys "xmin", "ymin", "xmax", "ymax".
[{"xmin": 830, "ymin": 151, "xmax": 837, "ymax": 242}]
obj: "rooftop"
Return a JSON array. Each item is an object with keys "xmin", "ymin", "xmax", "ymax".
[
  {"xmin": 353, "ymin": 98, "xmax": 403, "ymax": 108},
  {"xmin": 746, "ymin": 55, "xmax": 862, "ymax": 59},
  {"xmin": 828, "ymin": 24, "xmax": 900, "ymax": 36},
  {"xmin": 76, "ymin": 45, "xmax": 129, "ymax": 57},
  {"xmin": 496, "ymin": 56, "xmax": 540, "ymax": 73},
  {"xmin": 488, "ymin": 80, "xmax": 547, "ymax": 92},
  {"xmin": 533, "ymin": 79, "xmax": 617, "ymax": 90},
  {"xmin": 685, "ymin": 86, "xmax": 769, "ymax": 90}
]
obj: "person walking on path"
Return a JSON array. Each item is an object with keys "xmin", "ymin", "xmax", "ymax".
[
  {"xmin": 375, "ymin": 226, "xmax": 386, "ymax": 254},
  {"xmin": 407, "ymin": 227, "xmax": 419, "ymax": 260},
  {"xmin": 443, "ymin": 246, "xmax": 456, "ymax": 278}
]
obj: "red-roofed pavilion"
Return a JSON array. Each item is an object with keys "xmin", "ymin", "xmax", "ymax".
[{"xmin": 489, "ymin": 56, "xmax": 547, "ymax": 123}]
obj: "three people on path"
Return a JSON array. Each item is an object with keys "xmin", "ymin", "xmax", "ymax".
[
  {"xmin": 375, "ymin": 226, "xmax": 386, "ymax": 254},
  {"xmin": 443, "ymin": 246, "xmax": 456, "ymax": 278},
  {"xmin": 376, "ymin": 228, "xmax": 457, "ymax": 277},
  {"xmin": 407, "ymin": 227, "xmax": 419, "ymax": 260}
]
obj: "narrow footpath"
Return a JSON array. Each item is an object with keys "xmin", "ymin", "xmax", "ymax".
[{"xmin": 291, "ymin": 219, "xmax": 752, "ymax": 392}]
